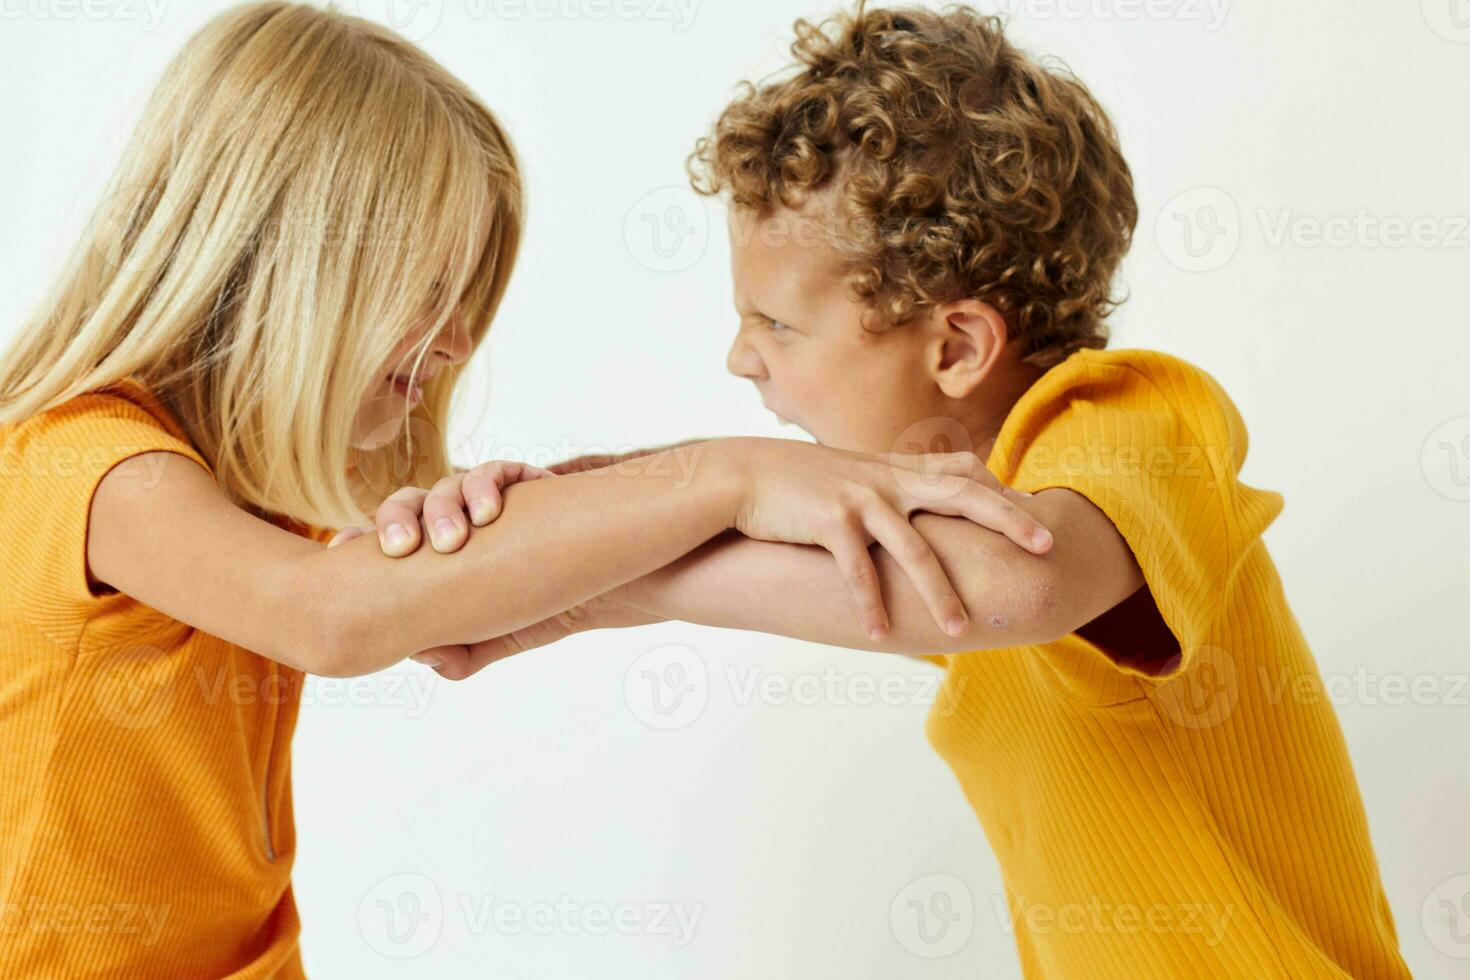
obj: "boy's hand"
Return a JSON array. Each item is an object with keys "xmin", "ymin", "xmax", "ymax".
[
  {"xmin": 731, "ymin": 439, "xmax": 1051, "ymax": 641},
  {"xmin": 326, "ymin": 459, "xmax": 555, "ymax": 557}
]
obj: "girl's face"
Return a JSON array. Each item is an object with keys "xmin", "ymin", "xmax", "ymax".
[{"xmin": 350, "ymin": 310, "xmax": 472, "ymax": 451}]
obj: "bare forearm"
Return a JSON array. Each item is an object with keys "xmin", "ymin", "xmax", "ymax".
[
  {"xmin": 618, "ymin": 490, "xmax": 1139, "ymax": 656},
  {"xmin": 301, "ymin": 443, "xmax": 742, "ymax": 673}
]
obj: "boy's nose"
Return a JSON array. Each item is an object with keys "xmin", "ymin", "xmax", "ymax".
[{"xmin": 726, "ymin": 333, "xmax": 767, "ymax": 380}]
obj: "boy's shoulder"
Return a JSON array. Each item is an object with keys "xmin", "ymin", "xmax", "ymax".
[
  {"xmin": 1034, "ymin": 347, "xmax": 1230, "ymax": 405},
  {"xmin": 991, "ymin": 347, "xmax": 1254, "ymax": 481}
]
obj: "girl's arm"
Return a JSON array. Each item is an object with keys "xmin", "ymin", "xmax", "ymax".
[
  {"xmin": 87, "ymin": 439, "xmax": 1048, "ymax": 677},
  {"xmin": 436, "ymin": 487, "xmax": 1144, "ymax": 677}
]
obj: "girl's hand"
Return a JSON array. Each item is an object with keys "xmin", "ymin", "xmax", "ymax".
[
  {"xmin": 414, "ymin": 593, "xmax": 661, "ymax": 679},
  {"xmin": 729, "ymin": 438, "xmax": 1051, "ymax": 641},
  {"xmin": 326, "ymin": 459, "xmax": 555, "ymax": 557}
]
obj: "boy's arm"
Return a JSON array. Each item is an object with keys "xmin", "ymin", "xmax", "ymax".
[{"xmin": 444, "ymin": 487, "xmax": 1144, "ymax": 676}]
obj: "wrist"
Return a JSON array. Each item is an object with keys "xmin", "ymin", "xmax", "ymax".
[{"xmin": 702, "ymin": 437, "xmax": 756, "ymax": 531}]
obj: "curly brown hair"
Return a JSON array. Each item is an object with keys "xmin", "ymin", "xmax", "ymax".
[{"xmin": 688, "ymin": 3, "xmax": 1138, "ymax": 367}]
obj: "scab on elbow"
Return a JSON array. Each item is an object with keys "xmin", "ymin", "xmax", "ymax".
[{"xmin": 959, "ymin": 563, "xmax": 1068, "ymax": 651}]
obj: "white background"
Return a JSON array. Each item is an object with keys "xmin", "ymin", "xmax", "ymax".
[{"xmin": 3, "ymin": 1, "xmax": 1468, "ymax": 976}]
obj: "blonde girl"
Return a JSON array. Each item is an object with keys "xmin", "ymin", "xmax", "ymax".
[{"xmin": 0, "ymin": 3, "xmax": 1050, "ymax": 974}]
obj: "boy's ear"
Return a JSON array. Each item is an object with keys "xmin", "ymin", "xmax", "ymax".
[{"xmin": 928, "ymin": 300, "xmax": 1008, "ymax": 399}]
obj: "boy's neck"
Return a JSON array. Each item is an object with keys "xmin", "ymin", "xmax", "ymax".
[{"xmin": 952, "ymin": 356, "xmax": 1049, "ymax": 465}]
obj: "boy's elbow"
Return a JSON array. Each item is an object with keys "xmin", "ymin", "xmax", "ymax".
[{"xmin": 958, "ymin": 557, "xmax": 1070, "ymax": 651}]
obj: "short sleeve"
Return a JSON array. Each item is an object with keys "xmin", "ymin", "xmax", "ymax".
[
  {"xmin": 991, "ymin": 350, "xmax": 1284, "ymax": 683},
  {"xmin": 0, "ymin": 384, "xmax": 211, "ymax": 639}
]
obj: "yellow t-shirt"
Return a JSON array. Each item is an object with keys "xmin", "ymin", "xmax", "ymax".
[
  {"xmin": 924, "ymin": 348, "xmax": 1407, "ymax": 978},
  {"xmin": 0, "ymin": 378, "xmax": 331, "ymax": 978}
]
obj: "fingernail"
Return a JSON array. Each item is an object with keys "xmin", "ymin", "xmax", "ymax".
[
  {"xmin": 410, "ymin": 654, "xmax": 443, "ymax": 668},
  {"xmin": 469, "ymin": 497, "xmax": 491, "ymax": 523},
  {"xmin": 867, "ymin": 624, "xmax": 887, "ymax": 641},
  {"xmin": 384, "ymin": 523, "xmax": 411, "ymax": 550},
  {"xmin": 433, "ymin": 517, "xmax": 457, "ymax": 547},
  {"xmin": 946, "ymin": 616, "xmax": 969, "ymax": 637},
  {"xmin": 1031, "ymin": 528, "xmax": 1053, "ymax": 550}
]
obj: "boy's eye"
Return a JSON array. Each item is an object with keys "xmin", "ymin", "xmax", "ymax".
[{"xmin": 767, "ymin": 318, "xmax": 790, "ymax": 332}]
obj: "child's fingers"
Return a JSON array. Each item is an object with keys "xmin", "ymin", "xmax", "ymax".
[
  {"xmin": 461, "ymin": 460, "xmax": 558, "ymax": 526},
  {"xmin": 421, "ymin": 474, "xmax": 470, "ymax": 553},
  {"xmin": 461, "ymin": 462, "xmax": 508, "ymax": 525},
  {"xmin": 375, "ymin": 486, "xmax": 429, "ymax": 557},
  {"xmin": 921, "ymin": 481, "xmax": 1053, "ymax": 555},
  {"xmin": 823, "ymin": 531, "xmax": 890, "ymax": 642},
  {"xmin": 862, "ymin": 505, "xmax": 971, "ymax": 639}
]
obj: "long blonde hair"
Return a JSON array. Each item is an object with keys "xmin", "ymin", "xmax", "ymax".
[{"xmin": 0, "ymin": 1, "xmax": 521, "ymax": 529}]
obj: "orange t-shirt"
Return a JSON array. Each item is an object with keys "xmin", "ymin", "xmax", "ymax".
[
  {"xmin": 924, "ymin": 349, "xmax": 1408, "ymax": 978},
  {"xmin": 0, "ymin": 378, "xmax": 331, "ymax": 978}
]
